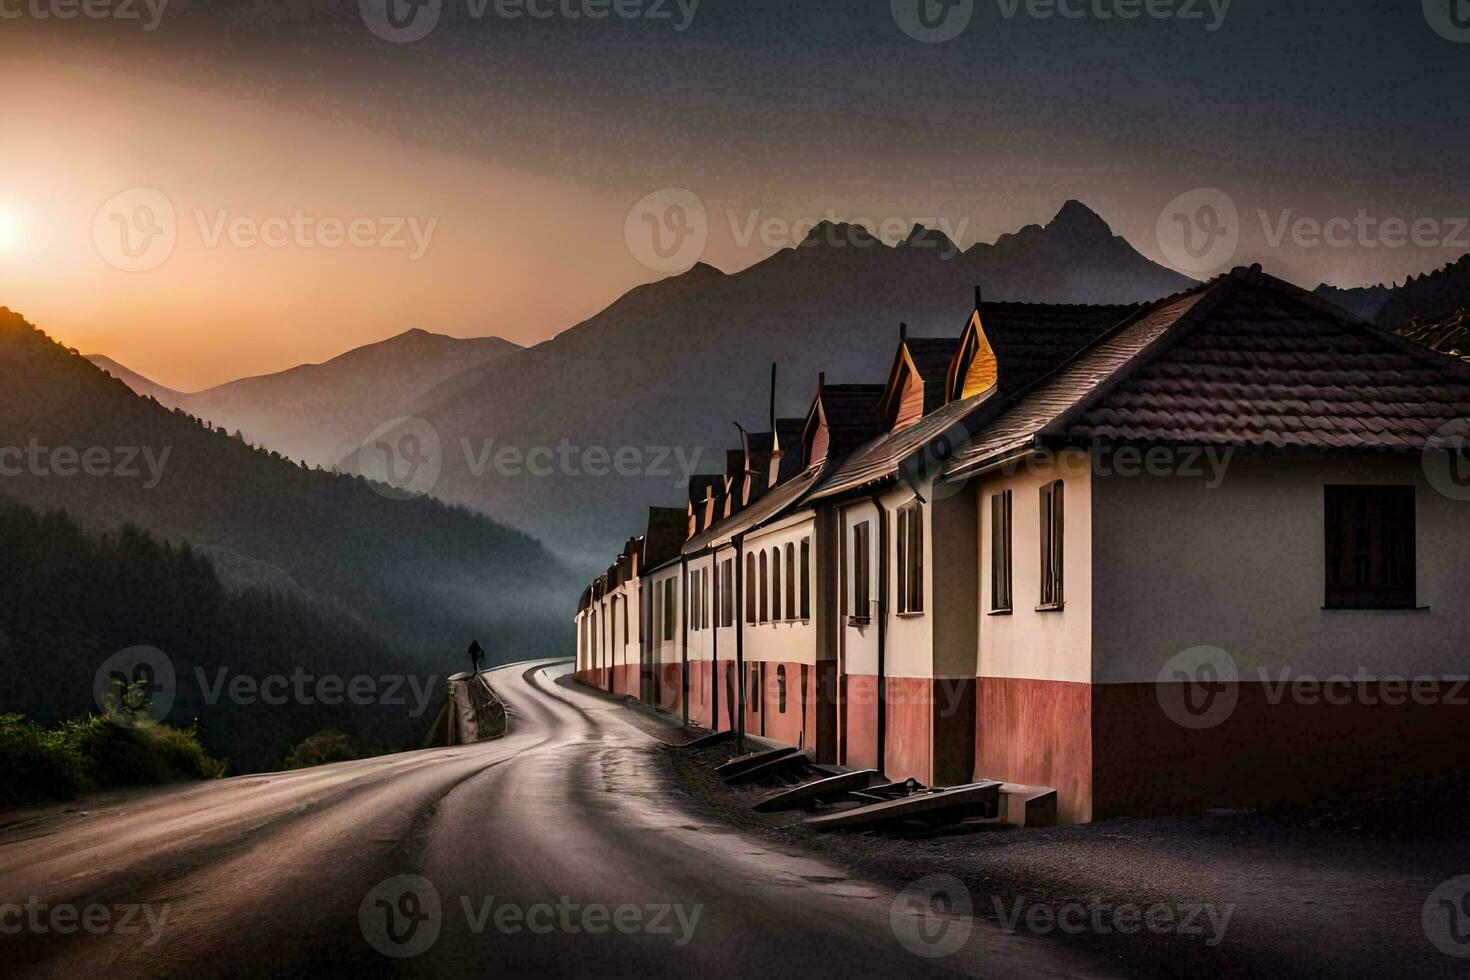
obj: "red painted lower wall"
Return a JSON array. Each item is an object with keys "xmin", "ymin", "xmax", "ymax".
[
  {"xmin": 687, "ymin": 660, "xmax": 716, "ymax": 729},
  {"xmin": 1092, "ymin": 681, "xmax": 1470, "ymax": 819},
  {"xmin": 841, "ymin": 673, "xmax": 880, "ymax": 773},
  {"xmin": 753, "ymin": 661, "xmax": 807, "ymax": 749},
  {"xmin": 611, "ymin": 663, "xmax": 639, "ymax": 699},
  {"xmin": 657, "ymin": 662, "xmax": 682, "ymax": 713},
  {"xmin": 883, "ymin": 677, "xmax": 932, "ymax": 786},
  {"xmin": 976, "ymin": 677, "xmax": 1094, "ymax": 825}
]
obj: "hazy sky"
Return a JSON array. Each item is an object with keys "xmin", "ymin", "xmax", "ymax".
[{"xmin": 1, "ymin": 0, "xmax": 1467, "ymax": 389}]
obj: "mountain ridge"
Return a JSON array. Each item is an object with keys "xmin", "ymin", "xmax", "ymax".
[{"xmin": 360, "ymin": 200, "xmax": 1195, "ymax": 568}]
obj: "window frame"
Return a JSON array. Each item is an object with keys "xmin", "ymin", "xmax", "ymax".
[
  {"xmin": 850, "ymin": 520, "xmax": 872, "ymax": 626},
  {"xmin": 759, "ymin": 551, "xmax": 769, "ymax": 623},
  {"xmin": 1324, "ymin": 484, "xmax": 1417, "ymax": 610},
  {"xmin": 1038, "ymin": 480, "xmax": 1064, "ymax": 611},
  {"xmin": 745, "ymin": 553, "xmax": 757, "ymax": 625},
  {"xmin": 897, "ymin": 501, "xmax": 924, "ymax": 615},
  {"xmin": 991, "ymin": 490, "xmax": 1013, "ymax": 613},
  {"xmin": 771, "ymin": 547, "xmax": 782, "ymax": 622},
  {"xmin": 800, "ymin": 538, "xmax": 811, "ymax": 621}
]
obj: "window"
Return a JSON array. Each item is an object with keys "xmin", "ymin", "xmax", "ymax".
[
  {"xmin": 623, "ymin": 598, "xmax": 629, "ymax": 644},
  {"xmin": 850, "ymin": 521, "xmax": 872, "ymax": 625},
  {"xmin": 897, "ymin": 502, "xmax": 924, "ymax": 614},
  {"xmin": 800, "ymin": 538, "xmax": 811, "ymax": 620},
  {"xmin": 991, "ymin": 491, "xmax": 1013, "ymax": 612},
  {"xmin": 662, "ymin": 579, "xmax": 675, "ymax": 641},
  {"xmin": 771, "ymin": 548, "xmax": 782, "ymax": 622},
  {"xmin": 745, "ymin": 553, "xmax": 756, "ymax": 624},
  {"xmin": 785, "ymin": 543, "xmax": 796, "ymax": 620},
  {"xmin": 690, "ymin": 570, "xmax": 702, "ymax": 631},
  {"xmin": 1039, "ymin": 481, "xmax": 1064, "ymax": 609},
  {"xmin": 750, "ymin": 667, "xmax": 760, "ymax": 713},
  {"xmin": 699, "ymin": 569, "xmax": 709, "ymax": 630},
  {"xmin": 1325, "ymin": 485, "xmax": 1416, "ymax": 609},
  {"xmin": 720, "ymin": 558, "xmax": 735, "ymax": 627},
  {"xmin": 777, "ymin": 665, "xmax": 788, "ymax": 713},
  {"xmin": 759, "ymin": 551, "xmax": 769, "ymax": 623}
]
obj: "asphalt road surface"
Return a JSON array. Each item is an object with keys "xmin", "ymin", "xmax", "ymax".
[{"xmin": 0, "ymin": 660, "xmax": 1112, "ymax": 978}]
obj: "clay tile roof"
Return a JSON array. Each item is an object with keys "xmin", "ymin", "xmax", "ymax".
[
  {"xmin": 682, "ymin": 463, "xmax": 826, "ymax": 555},
  {"xmin": 905, "ymin": 336, "xmax": 962, "ymax": 414},
  {"xmin": 1053, "ymin": 270, "xmax": 1470, "ymax": 452},
  {"xmin": 819, "ymin": 384, "xmax": 887, "ymax": 460},
  {"xmin": 944, "ymin": 286, "xmax": 1215, "ymax": 478},
  {"xmin": 985, "ymin": 301, "xmax": 1141, "ymax": 395}
]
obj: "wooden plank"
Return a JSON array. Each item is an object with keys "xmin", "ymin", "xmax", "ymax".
[
  {"xmin": 725, "ymin": 751, "xmax": 811, "ymax": 786},
  {"xmin": 753, "ymin": 770, "xmax": 880, "ymax": 813},
  {"xmin": 805, "ymin": 781, "xmax": 1003, "ymax": 830},
  {"xmin": 675, "ymin": 730, "xmax": 734, "ymax": 750},
  {"xmin": 714, "ymin": 746, "xmax": 801, "ymax": 779}
]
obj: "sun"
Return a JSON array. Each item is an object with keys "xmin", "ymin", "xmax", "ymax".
[{"xmin": 0, "ymin": 209, "xmax": 23, "ymax": 252}]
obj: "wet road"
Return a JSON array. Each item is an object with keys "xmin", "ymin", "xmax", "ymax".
[{"xmin": 1, "ymin": 660, "xmax": 1108, "ymax": 978}]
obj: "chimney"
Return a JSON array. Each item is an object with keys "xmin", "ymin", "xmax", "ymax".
[
  {"xmin": 899, "ymin": 322, "xmax": 908, "ymax": 344},
  {"xmin": 768, "ymin": 362, "xmax": 783, "ymax": 485},
  {"xmin": 975, "ymin": 285, "xmax": 983, "ymax": 310}
]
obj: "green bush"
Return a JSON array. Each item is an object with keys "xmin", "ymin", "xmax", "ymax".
[
  {"xmin": 284, "ymin": 730, "xmax": 382, "ymax": 770},
  {"xmin": 0, "ymin": 710, "xmax": 225, "ymax": 807},
  {"xmin": 0, "ymin": 714, "xmax": 89, "ymax": 804}
]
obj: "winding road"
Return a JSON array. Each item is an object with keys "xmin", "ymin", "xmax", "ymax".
[{"xmin": 1, "ymin": 661, "xmax": 1108, "ymax": 978}]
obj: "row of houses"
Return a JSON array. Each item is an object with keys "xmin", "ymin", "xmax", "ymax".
[{"xmin": 575, "ymin": 266, "xmax": 1470, "ymax": 824}]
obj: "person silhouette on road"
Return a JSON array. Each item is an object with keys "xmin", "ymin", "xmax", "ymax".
[{"xmin": 467, "ymin": 640, "xmax": 485, "ymax": 676}]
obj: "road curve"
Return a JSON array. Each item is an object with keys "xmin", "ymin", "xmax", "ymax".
[{"xmin": 0, "ymin": 661, "xmax": 1109, "ymax": 978}]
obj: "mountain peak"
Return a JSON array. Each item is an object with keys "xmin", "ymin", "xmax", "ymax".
[
  {"xmin": 799, "ymin": 220, "xmax": 879, "ymax": 249},
  {"xmin": 1047, "ymin": 200, "xmax": 1115, "ymax": 238},
  {"xmin": 899, "ymin": 223, "xmax": 957, "ymax": 255}
]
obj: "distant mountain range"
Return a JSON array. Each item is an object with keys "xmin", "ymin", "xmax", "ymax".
[
  {"xmin": 3, "ymin": 308, "xmax": 577, "ymax": 665},
  {"xmin": 1315, "ymin": 254, "xmax": 1470, "ymax": 328},
  {"xmin": 345, "ymin": 200, "xmax": 1196, "ymax": 569},
  {"xmin": 89, "ymin": 329, "xmax": 520, "ymax": 467},
  {"xmin": 90, "ymin": 200, "xmax": 1192, "ymax": 570},
  {"xmin": 1315, "ymin": 254, "xmax": 1470, "ymax": 360}
]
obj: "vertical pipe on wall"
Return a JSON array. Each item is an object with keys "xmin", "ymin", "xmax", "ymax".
[
  {"xmin": 734, "ymin": 532, "xmax": 746, "ymax": 752},
  {"xmin": 872, "ymin": 493, "xmax": 889, "ymax": 777},
  {"xmin": 681, "ymin": 559, "xmax": 690, "ymax": 726}
]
